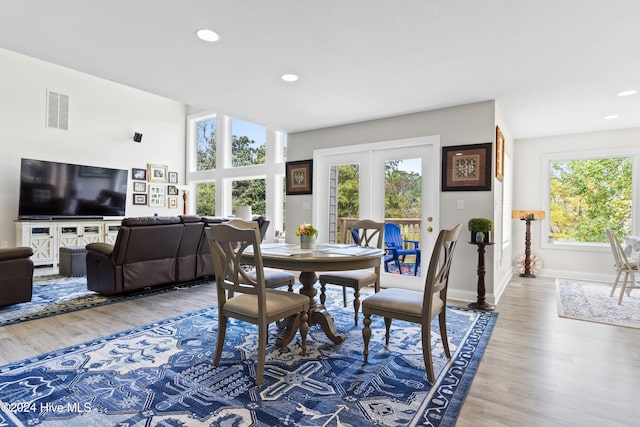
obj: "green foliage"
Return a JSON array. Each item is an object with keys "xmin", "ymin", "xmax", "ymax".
[
  {"xmin": 384, "ymin": 162, "xmax": 422, "ymax": 218},
  {"xmin": 338, "ymin": 164, "xmax": 360, "ymax": 218},
  {"xmin": 232, "ymin": 135, "xmax": 265, "ymax": 167},
  {"xmin": 233, "ymin": 178, "xmax": 265, "ymax": 215},
  {"xmin": 196, "ymin": 183, "xmax": 215, "ymax": 216},
  {"xmin": 550, "ymin": 157, "xmax": 632, "ymax": 242},
  {"xmin": 196, "ymin": 119, "xmax": 216, "ymax": 171},
  {"xmin": 468, "ymin": 217, "xmax": 493, "ymax": 232}
]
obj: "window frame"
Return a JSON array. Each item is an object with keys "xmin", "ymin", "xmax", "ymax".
[{"xmin": 541, "ymin": 147, "xmax": 640, "ymax": 252}]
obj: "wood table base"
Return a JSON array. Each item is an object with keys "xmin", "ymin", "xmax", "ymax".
[{"xmin": 468, "ymin": 301, "xmax": 496, "ymax": 311}]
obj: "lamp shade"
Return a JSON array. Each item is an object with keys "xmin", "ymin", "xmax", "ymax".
[{"xmin": 236, "ymin": 206, "xmax": 252, "ymax": 221}]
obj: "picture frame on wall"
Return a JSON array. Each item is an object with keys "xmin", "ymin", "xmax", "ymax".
[
  {"xmin": 285, "ymin": 159, "xmax": 313, "ymax": 195},
  {"xmin": 496, "ymin": 126, "xmax": 505, "ymax": 182},
  {"xmin": 148, "ymin": 183, "xmax": 166, "ymax": 207},
  {"xmin": 441, "ymin": 143, "xmax": 492, "ymax": 191},
  {"xmin": 132, "ymin": 168, "xmax": 147, "ymax": 181},
  {"xmin": 133, "ymin": 193, "xmax": 147, "ymax": 205},
  {"xmin": 167, "ymin": 185, "xmax": 179, "ymax": 196},
  {"xmin": 168, "ymin": 171, "xmax": 178, "ymax": 184},
  {"xmin": 133, "ymin": 181, "xmax": 146, "ymax": 192},
  {"xmin": 147, "ymin": 164, "xmax": 168, "ymax": 183},
  {"xmin": 168, "ymin": 196, "xmax": 178, "ymax": 209}
]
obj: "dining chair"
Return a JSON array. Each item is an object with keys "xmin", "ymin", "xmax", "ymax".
[
  {"xmin": 362, "ymin": 223, "xmax": 462, "ymax": 384},
  {"xmin": 318, "ymin": 219, "xmax": 384, "ymax": 325},
  {"xmin": 225, "ymin": 218, "xmax": 296, "ymax": 295},
  {"xmin": 206, "ymin": 222, "xmax": 309, "ymax": 386},
  {"xmin": 605, "ymin": 227, "xmax": 639, "ymax": 304},
  {"xmin": 384, "ymin": 222, "xmax": 420, "ymax": 275}
]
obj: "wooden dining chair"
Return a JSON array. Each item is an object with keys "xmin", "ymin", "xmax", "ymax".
[
  {"xmin": 362, "ymin": 223, "xmax": 462, "ymax": 384},
  {"xmin": 206, "ymin": 222, "xmax": 309, "ymax": 386},
  {"xmin": 605, "ymin": 227, "xmax": 639, "ymax": 304},
  {"xmin": 318, "ymin": 219, "xmax": 384, "ymax": 325}
]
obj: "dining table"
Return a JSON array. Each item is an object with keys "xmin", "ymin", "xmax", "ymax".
[{"xmin": 243, "ymin": 242, "xmax": 385, "ymax": 345}]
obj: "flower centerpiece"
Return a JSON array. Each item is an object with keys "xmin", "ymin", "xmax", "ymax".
[{"xmin": 295, "ymin": 224, "xmax": 318, "ymax": 249}]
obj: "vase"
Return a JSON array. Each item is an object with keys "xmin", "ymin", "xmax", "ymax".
[
  {"xmin": 300, "ymin": 234, "xmax": 314, "ymax": 249},
  {"xmin": 475, "ymin": 232, "xmax": 485, "ymax": 243}
]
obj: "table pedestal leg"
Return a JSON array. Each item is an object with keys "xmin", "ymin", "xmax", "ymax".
[
  {"xmin": 276, "ymin": 270, "xmax": 344, "ymax": 346},
  {"xmin": 468, "ymin": 243, "xmax": 495, "ymax": 311}
]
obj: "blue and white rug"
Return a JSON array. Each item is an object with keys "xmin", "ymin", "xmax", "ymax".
[
  {"xmin": 0, "ymin": 289, "xmax": 497, "ymax": 426},
  {"xmin": 0, "ymin": 277, "xmax": 211, "ymax": 327},
  {"xmin": 555, "ymin": 278, "xmax": 640, "ymax": 329}
]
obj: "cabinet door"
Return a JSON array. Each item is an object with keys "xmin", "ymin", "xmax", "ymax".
[
  {"xmin": 80, "ymin": 224, "xmax": 102, "ymax": 245},
  {"xmin": 58, "ymin": 225, "xmax": 81, "ymax": 247},
  {"xmin": 104, "ymin": 223, "xmax": 120, "ymax": 245},
  {"xmin": 29, "ymin": 226, "xmax": 54, "ymax": 265}
]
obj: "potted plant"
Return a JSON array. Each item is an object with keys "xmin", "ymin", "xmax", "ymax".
[
  {"xmin": 468, "ymin": 217, "xmax": 493, "ymax": 243},
  {"xmin": 295, "ymin": 223, "xmax": 318, "ymax": 249}
]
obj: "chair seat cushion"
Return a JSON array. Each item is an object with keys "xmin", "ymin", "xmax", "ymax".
[
  {"xmin": 363, "ymin": 288, "xmax": 443, "ymax": 319},
  {"xmin": 246, "ymin": 268, "xmax": 295, "ymax": 288},
  {"xmin": 224, "ymin": 289, "xmax": 309, "ymax": 319},
  {"xmin": 319, "ymin": 269, "xmax": 377, "ymax": 287}
]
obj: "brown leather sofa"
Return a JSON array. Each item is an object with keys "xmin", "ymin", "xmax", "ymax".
[
  {"xmin": 0, "ymin": 247, "xmax": 34, "ymax": 306},
  {"xmin": 86, "ymin": 216, "xmax": 215, "ymax": 295}
]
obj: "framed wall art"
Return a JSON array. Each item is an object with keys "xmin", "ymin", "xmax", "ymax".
[
  {"xmin": 168, "ymin": 196, "xmax": 178, "ymax": 209},
  {"xmin": 148, "ymin": 183, "xmax": 166, "ymax": 207},
  {"xmin": 441, "ymin": 143, "xmax": 492, "ymax": 191},
  {"xmin": 147, "ymin": 164, "xmax": 168, "ymax": 183},
  {"xmin": 496, "ymin": 126, "xmax": 505, "ymax": 182},
  {"xmin": 286, "ymin": 159, "xmax": 313, "ymax": 195},
  {"xmin": 133, "ymin": 193, "xmax": 147, "ymax": 205},
  {"xmin": 168, "ymin": 171, "xmax": 178, "ymax": 184},
  {"xmin": 132, "ymin": 168, "xmax": 147, "ymax": 181},
  {"xmin": 167, "ymin": 185, "xmax": 179, "ymax": 196},
  {"xmin": 133, "ymin": 181, "xmax": 146, "ymax": 192}
]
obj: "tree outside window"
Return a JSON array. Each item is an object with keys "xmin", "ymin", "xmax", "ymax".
[
  {"xmin": 197, "ymin": 118, "xmax": 216, "ymax": 171},
  {"xmin": 549, "ymin": 157, "xmax": 632, "ymax": 243}
]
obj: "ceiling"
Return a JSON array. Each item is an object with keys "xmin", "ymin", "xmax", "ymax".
[{"xmin": 1, "ymin": 1, "xmax": 639, "ymax": 139}]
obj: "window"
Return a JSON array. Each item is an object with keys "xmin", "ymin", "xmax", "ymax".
[
  {"xmin": 232, "ymin": 178, "xmax": 266, "ymax": 215},
  {"xmin": 231, "ymin": 118, "xmax": 266, "ymax": 167},
  {"xmin": 196, "ymin": 116, "xmax": 216, "ymax": 171},
  {"xmin": 543, "ymin": 149, "xmax": 637, "ymax": 248},
  {"xmin": 196, "ymin": 183, "xmax": 215, "ymax": 216}
]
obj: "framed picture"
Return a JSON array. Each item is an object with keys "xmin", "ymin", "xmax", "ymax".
[
  {"xmin": 168, "ymin": 196, "xmax": 178, "ymax": 209},
  {"xmin": 167, "ymin": 185, "xmax": 179, "ymax": 196},
  {"xmin": 286, "ymin": 159, "xmax": 313, "ymax": 195},
  {"xmin": 133, "ymin": 193, "xmax": 147, "ymax": 205},
  {"xmin": 133, "ymin": 181, "xmax": 146, "ymax": 192},
  {"xmin": 168, "ymin": 171, "xmax": 178, "ymax": 184},
  {"xmin": 441, "ymin": 143, "xmax": 492, "ymax": 191},
  {"xmin": 132, "ymin": 168, "xmax": 147, "ymax": 181},
  {"xmin": 147, "ymin": 164, "xmax": 168, "ymax": 183},
  {"xmin": 496, "ymin": 126, "xmax": 505, "ymax": 182},
  {"xmin": 148, "ymin": 183, "xmax": 166, "ymax": 207}
]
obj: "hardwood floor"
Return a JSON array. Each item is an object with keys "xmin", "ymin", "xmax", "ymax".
[{"xmin": 1, "ymin": 276, "xmax": 639, "ymax": 426}]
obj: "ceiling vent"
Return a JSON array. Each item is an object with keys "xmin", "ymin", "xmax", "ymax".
[{"xmin": 46, "ymin": 89, "xmax": 69, "ymax": 130}]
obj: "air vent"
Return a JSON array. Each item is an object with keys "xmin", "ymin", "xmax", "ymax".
[{"xmin": 46, "ymin": 89, "xmax": 69, "ymax": 130}]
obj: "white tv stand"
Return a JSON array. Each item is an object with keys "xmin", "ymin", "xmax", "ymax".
[{"xmin": 15, "ymin": 218, "xmax": 121, "ymax": 267}]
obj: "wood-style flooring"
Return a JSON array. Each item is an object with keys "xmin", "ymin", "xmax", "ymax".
[{"xmin": 1, "ymin": 276, "xmax": 638, "ymax": 426}]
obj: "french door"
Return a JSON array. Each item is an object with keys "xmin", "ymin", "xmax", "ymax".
[{"xmin": 314, "ymin": 136, "xmax": 439, "ymax": 290}]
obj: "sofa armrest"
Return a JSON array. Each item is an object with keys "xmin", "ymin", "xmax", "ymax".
[
  {"xmin": 86, "ymin": 242, "xmax": 114, "ymax": 258},
  {"xmin": 0, "ymin": 247, "xmax": 33, "ymax": 261}
]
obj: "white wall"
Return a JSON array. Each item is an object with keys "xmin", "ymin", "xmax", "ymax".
[
  {"xmin": 287, "ymin": 101, "xmax": 504, "ymax": 303},
  {"xmin": 0, "ymin": 49, "xmax": 187, "ymax": 246},
  {"xmin": 514, "ymin": 127, "xmax": 640, "ymax": 281}
]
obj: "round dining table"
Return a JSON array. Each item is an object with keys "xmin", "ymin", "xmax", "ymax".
[{"xmin": 243, "ymin": 243, "xmax": 385, "ymax": 345}]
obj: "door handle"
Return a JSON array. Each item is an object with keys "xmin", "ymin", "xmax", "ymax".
[{"xmin": 427, "ymin": 227, "xmax": 433, "ymax": 232}]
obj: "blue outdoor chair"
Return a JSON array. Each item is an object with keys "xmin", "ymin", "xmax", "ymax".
[{"xmin": 384, "ymin": 222, "xmax": 420, "ymax": 275}]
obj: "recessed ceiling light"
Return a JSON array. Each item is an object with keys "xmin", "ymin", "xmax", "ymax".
[
  {"xmin": 604, "ymin": 114, "xmax": 620, "ymax": 120},
  {"xmin": 617, "ymin": 89, "xmax": 637, "ymax": 97},
  {"xmin": 196, "ymin": 29, "xmax": 220, "ymax": 42},
  {"xmin": 281, "ymin": 74, "xmax": 299, "ymax": 82}
]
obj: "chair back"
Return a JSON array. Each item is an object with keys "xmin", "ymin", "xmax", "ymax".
[
  {"xmin": 422, "ymin": 224, "xmax": 463, "ymax": 319},
  {"xmin": 606, "ymin": 227, "xmax": 634, "ymax": 269},
  {"xmin": 384, "ymin": 222, "xmax": 403, "ymax": 250},
  {"xmin": 348, "ymin": 219, "xmax": 384, "ymax": 249},
  {"xmin": 206, "ymin": 220, "xmax": 266, "ymax": 308}
]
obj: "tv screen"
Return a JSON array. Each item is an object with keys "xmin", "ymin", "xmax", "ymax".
[{"xmin": 18, "ymin": 158, "xmax": 128, "ymax": 219}]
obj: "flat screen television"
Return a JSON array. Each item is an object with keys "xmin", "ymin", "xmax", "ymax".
[{"xmin": 18, "ymin": 158, "xmax": 128, "ymax": 219}]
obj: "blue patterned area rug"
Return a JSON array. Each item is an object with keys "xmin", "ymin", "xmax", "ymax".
[
  {"xmin": 0, "ymin": 289, "xmax": 497, "ymax": 426},
  {"xmin": 555, "ymin": 278, "xmax": 640, "ymax": 329},
  {"xmin": 0, "ymin": 277, "xmax": 211, "ymax": 327}
]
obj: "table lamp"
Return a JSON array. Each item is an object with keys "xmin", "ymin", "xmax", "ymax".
[{"xmin": 512, "ymin": 210, "xmax": 545, "ymax": 278}]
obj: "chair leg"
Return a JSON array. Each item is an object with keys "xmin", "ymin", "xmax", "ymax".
[
  {"xmin": 299, "ymin": 311, "xmax": 308, "ymax": 356},
  {"xmin": 421, "ymin": 325, "xmax": 435, "ymax": 384},
  {"xmin": 343, "ymin": 287, "xmax": 348, "ymax": 307},
  {"xmin": 363, "ymin": 313, "xmax": 371, "ymax": 363},
  {"xmin": 438, "ymin": 312, "xmax": 451, "ymax": 359},
  {"xmin": 619, "ymin": 272, "xmax": 630, "ymax": 305},
  {"xmin": 610, "ymin": 270, "xmax": 622, "ymax": 297},
  {"xmin": 256, "ymin": 322, "xmax": 268, "ymax": 386},
  {"xmin": 353, "ymin": 288, "xmax": 360, "ymax": 326},
  {"xmin": 213, "ymin": 315, "xmax": 228, "ymax": 366},
  {"xmin": 384, "ymin": 317, "xmax": 392, "ymax": 346},
  {"xmin": 319, "ymin": 282, "xmax": 327, "ymax": 305}
]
